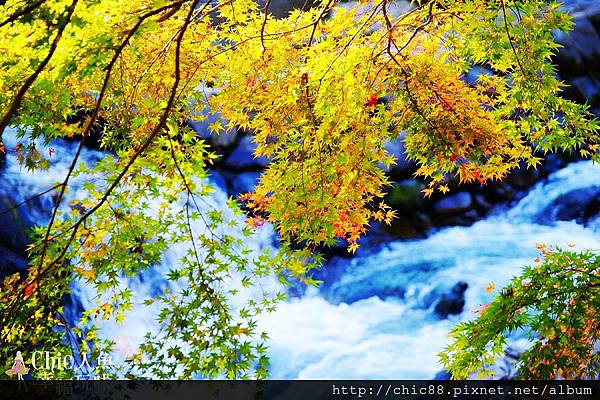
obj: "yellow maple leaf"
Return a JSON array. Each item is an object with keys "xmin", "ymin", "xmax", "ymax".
[
  {"xmin": 74, "ymin": 267, "xmax": 97, "ymax": 281},
  {"xmin": 348, "ymin": 242, "xmax": 360, "ymax": 253}
]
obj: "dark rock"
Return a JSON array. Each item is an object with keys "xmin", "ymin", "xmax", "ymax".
[
  {"xmin": 555, "ymin": 16, "xmax": 600, "ymax": 79},
  {"xmin": 589, "ymin": 9, "xmax": 600, "ymax": 33},
  {"xmin": 0, "ymin": 197, "xmax": 35, "ymax": 253},
  {"xmin": 434, "ymin": 281, "xmax": 468, "ymax": 318},
  {"xmin": 227, "ymin": 171, "xmax": 262, "ymax": 195},
  {"xmin": 336, "ymin": 0, "xmax": 410, "ymax": 18},
  {"xmin": 384, "ymin": 216, "xmax": 422, "ymax": 239},
  {"xmin": 0, "ymin": 245, "xmax": 28, "ymax": 278},
  {"xmin": 541, "ymin": 153, "xmax": 568, "ymax": 176},
  {"xmin": 412, "ymin": 212, "xmax": 433, "ymax": 233},
  {"xmin": 537, "ymin": 186, "xmax": 600, "ymax": 225},
  {"xmin": 439, "ymin": 210, "xmax": 481, "ymax": 227},
  {"xmin": 570, "ymin": 76, "xmax": 600, "ymax": 101},
  {"xmin": 474, "ymin": 194, "xmax": 491, "ymax": 211},
  {"xmin": 433, "ymin": 192, "xmax": 472, "ymax": 215},
  {"xmin": 492, "ymin": 184, "xmax": 515, "ymax": 201},
  {"xmin": 385, "ymin": 179, "xmax": 424, "ymax": 211},
  {"xmin": 224, "ymin": 136, "xmax": 269, "ymax": 170},
  {"xmin": 507, "ymin": 168, "xmax": 541, "ymax": 189},
  {"xmin": 260, "ymin": 0, "xmax": 317, "ymax": 17},
  {"xmin": 63, "ymin": 108, "xmax": 111, "ymax": 150}
]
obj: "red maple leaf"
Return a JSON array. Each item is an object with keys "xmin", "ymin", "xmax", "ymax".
[{"xmin": 366, "ymin": 94, "xmax": 378, "ymax": 107}]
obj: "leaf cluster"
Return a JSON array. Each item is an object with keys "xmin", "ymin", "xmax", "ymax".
[{"xmin": 440, "ymin": 246, "xmax": 600, "ymax": 379}]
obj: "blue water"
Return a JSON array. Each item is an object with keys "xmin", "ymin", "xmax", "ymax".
[
  {"xmin": 261, "ymin": 162, "xmax": 600, "ymax": 378},
  {"xmin": 2, "ymin": 128, "xmax": 599, "ymax": 379}
]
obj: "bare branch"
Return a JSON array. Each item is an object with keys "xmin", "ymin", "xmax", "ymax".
[
  {"xmin": 0, "ymin": 183, "xmax": 63, "ymax": 217},
  {"xmin": 261, "ymin": 0, "xmax": 272, "ymax": 53},
  {"xmin": 500, "ymin": 0, "xmax": 527, "ymax": 76}
]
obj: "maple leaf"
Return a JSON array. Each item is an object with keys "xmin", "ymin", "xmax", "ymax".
[{"xmin": 365, "ymin": 94, "xmax": 378, "ymax": 107}]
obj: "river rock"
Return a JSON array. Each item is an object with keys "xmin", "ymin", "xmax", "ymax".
[
  {"xmin": 540, "ymin": 153, "xmax": 568, "ymax": 176},
  {"xmin": 507, "ymin": 166, "xmax": 542, "ymax": 189},
  {"xmin": 537, "ymin": 186, "xmax": 600, "ymax": 225},
  {"xmin": 433, "ymin": 192, "xmax": 472, "ymax": 215},
  {"xmin": 337, "ymin": 0, "xmax": 410, "ymax": 18},
  {"xmin": 384, "ymin": 215, "xmax": 423, "ymax": 239},
  {"xmin": 555, "ymin": 15, "xmax": 600, "ymax": 79},
  {"xmin": 226, "ymin": 171, "xmax": 262, "ymax": 195},
  {"xmin": 224, "ymin": 136, "xmax": 269, "ymax": 170},
  {"xmin": 0, "ymin": 245, "xmax": 28, "ymax": 278},
  {"xmin": 571, "ymin": 76, "xmax": 600, "ymax": 101},
  {"xmin": 260, "ymin": 0, "xmax": 317, "ymax": 17},
  {"xmin": 434, "ymin": 281, "xmax": 468, "ymax": 318},
  {"xmin": 386, "ymin": 179, "xmax": 424, "ymax": 211}
]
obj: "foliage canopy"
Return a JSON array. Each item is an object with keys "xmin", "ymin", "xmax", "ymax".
[{"xmin": 0, "ymin": 0, "xmax": 598, "ymax": 379}]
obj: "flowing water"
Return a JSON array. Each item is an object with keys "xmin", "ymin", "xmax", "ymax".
[
  {"xmin": 2, "ymin": 128, "xmax": 599, "ymax": 379},
  {"xmin": 260, "ymin": 161, "xmax": 600, "ymax": 379}
]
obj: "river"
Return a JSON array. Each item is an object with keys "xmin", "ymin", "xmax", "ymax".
[{"xmin": 1, "ymin": 127, "xmax": 598, "ymax": 379}]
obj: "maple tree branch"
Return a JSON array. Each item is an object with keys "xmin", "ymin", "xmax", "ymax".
[
  {"xmin": 0, "ymin": 0, "xmax": 199, "ymax": 332},
  {"xmin": 500, "ymin": 0, "xmax": 527, "ymax": 77},
  {"xmin": 403, "ymin": 77, "xmax": 453, "ymax": 151},
  {"xmin": 393, "ymin": 0, "xmax": 434, "ymax": 55},
  {"xmin": 0, "ymin": 0, "xmax": 78, "ymax": 139},
  {"xmin": 307, "ymin": 0, "xmax": 334, "ymax": 48},
  {"xmin": 316, "ymin": 0, "xmax": 384, "ymax": 89},
  {"xmin": 40, "ymin": 0, "xmax": 200, "ymax": 293},
  {"xmin": 36, "ymin": 0, "xmax": 194, "ymax": 277},
  {"xmin": 0, "ymin": 0, "xmax": 47, "ymax": 29},
  {"xmin": 167, "ymin": 139, "xmax": 230, "ymax": 315},
  {"xmin": 260, "ymin": 0, "xmax": 272, "ymax": 53}
]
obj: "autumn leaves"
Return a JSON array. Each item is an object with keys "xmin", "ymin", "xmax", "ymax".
[{"xmin": 213, "ymin": 1, "xmax": 598, "ymax": 253}]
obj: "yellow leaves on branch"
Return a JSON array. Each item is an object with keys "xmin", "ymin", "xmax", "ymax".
[
  {"xmin": 213, "ymin": 0, "xmax": 598, "ymax": 250},
  {"xmin": 1, "ymin": 0, "xmax": 597, "ymax": 253}
]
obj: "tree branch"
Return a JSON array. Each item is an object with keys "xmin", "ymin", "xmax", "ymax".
[
  {"xmin": 0, "ymin": 0, "xmax": 47, "ymax": 29},
  {"xmin": 0, "ymin": 0, "xmax": 78, "ymax": 138}
]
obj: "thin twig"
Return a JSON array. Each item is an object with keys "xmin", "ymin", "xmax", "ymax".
[
  {"xmin": 500, "ymin": 0, "xmax": 526, "ymax": 76},
  {"xmin": 0, "ymin": 0, "xmax": 198, "ymax": 332},
  {"xmin": 260, "ymin": 0, "xmax": 272, "ymax": 53},
  {"xmin": 0, "ymin": 183, "xmax": 63, "ymax": 217}
]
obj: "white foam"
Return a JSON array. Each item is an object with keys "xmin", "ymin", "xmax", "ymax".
[
  {"xmin": 259, "ymin": 162, "xmax": 600, "ymax": 379},
  {"xmin": 3, "ymin": 127, "xmax": 599, "ymax": 379}
]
